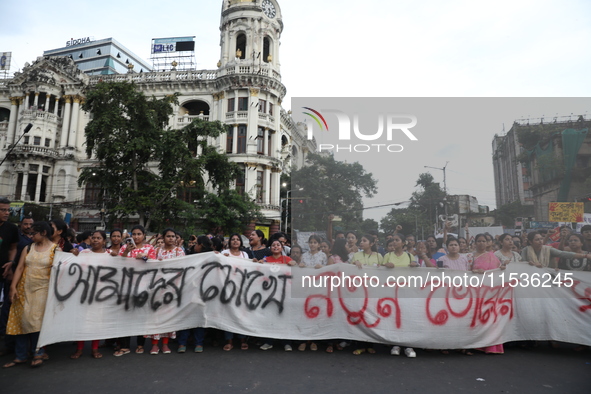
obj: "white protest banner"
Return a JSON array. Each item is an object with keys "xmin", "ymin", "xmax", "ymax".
[{"xmin": 38, "ymin": 252, "xmax": 591, "ymax": 349}]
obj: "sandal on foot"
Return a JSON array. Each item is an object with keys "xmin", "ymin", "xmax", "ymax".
[
  {"xmin": 135, "ymin": 346, "xmax": 144, "ymax": 354},
  {"xmin": 326, "ymin": 346, "xmax": 334, "ymax": 353},
  {"xmin": 298, "ymin": 343, "xmax": 306, "ymax": 351},
  {"xmin": 241, "ymin": 342, "xmax": 249, "ymax": 350},
  {"xmin": 91, "ymin": 350, "xmax": 103, "ymax": 359},
  {"xmin": 223, "ymin": 343, "xmax": 233, "ymax": 351},
  {"xmin": 353, "ymin": 348, "xmax": 366, "ymax": 355},
  {"xmin": 31, "ymin": 356, "xmax": 44, "ymax": 368},
  {"xmin": 70, "ymin": 350, "xmax": 83, "ymax": 359},
  {"xmin": 310, "ymin": 343, "xmax": 318, "ymax": 351},
  {"xmin": 177, "ymin": 345, "xmax": 186, "ymax": 353},
  {"xmin": 3, "ymin": 359, "xmax": 27, "ymax": 368},
  {"xmin": 114, "ymin": 349, "xmax": 130, "ymax": 357},
  {"xmin": 194, "ymin": 345, "xmax": 203, "ymax": 353},
  {"xmin": 367, "ymin": 348, "xmax": 376, "ymax": 354}
]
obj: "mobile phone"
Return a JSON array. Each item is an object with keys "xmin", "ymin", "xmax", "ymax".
[{"xmin": 125, "ymin": 238, "xmax": 136, "ymax": 247}]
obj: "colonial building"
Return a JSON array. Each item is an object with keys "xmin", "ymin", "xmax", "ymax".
[
  {"xmin": 0, "ymin": 0, "xmax": 315, "ymax": 232},
  {"xmin": 492, "ymin": 127, "xmax": 534, "ymax": 208},
  {"xmin": 493, "ymin": 118, "xmax": 591, "ymax": 221}
]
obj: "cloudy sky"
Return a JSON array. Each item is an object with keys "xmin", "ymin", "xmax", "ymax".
[{"xmin": 3, "ymin": 0, "xmax": 591, "ymax": 223}]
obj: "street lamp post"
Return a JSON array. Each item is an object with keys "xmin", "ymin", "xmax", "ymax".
[{"xmin": 0, "ymin": 123, "xmax": 33, "ymax": 168}]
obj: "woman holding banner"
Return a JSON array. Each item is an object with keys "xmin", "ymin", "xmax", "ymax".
[
  {"xmin": 472, "ymin": 234, "xmax": 505, "ymax": 354},
  {"xmin": 4, "ymin": 222, "xmax": 58, "ymax": 368},
  {"xmin": 114, "ymin": 225, "xmax": 156, "ymax": 356},
  {"xmin": 494, "ymin": 234, "xmax": 522, "ymax": 266},
  {"xmin": 71, "ymin": 230, "xmax": 110, "ymax": 360}
]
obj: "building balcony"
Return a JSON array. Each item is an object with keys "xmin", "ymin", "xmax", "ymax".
[
  {"xmin": 20, "ymin": 110, "xmax": 62, "ymax": 126},
  {"xmin": 176, "ymin": 114, "xmax": 210, "ymax": 124},
  {"xmin": 257, "ymin": 203, "xmax": 281, "ymax": 212},
  {"xmin": 8, "ymin": 144, "xmax": 60, "ymax": 159}
]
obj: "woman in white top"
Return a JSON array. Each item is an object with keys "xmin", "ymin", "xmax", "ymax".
[
  {"xmin": 300, "ymin": 234, "xmax": 327, "ymax": 268},
  {"xmin": 221, "ymin": 233, "xmax": 250, "ymax": 259},
  {"xmin": 494, "ymin": 234, "xmax": 522, "ymax": 266}
]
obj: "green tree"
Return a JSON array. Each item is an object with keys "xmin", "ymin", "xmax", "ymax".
[
  {"xmin": 290, "ymin": 153, "xmax": 377, "ymax": 231},
  {"xmin": 409, "ymin": 173, "xmax": 447, "ymax": 232},
  {"xmin": 79, "ymin": 81, "xmax": 260, "ymax": 232}
]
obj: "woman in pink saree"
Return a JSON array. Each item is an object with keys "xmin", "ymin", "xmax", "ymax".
[{"xmin": 472, "ymin": 233, "xmax": 505, "ymax": 354}]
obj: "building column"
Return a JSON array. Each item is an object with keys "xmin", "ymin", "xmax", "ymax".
[
  {"xmin": 232, "ymin": 124, "xmax": 238, "ymax": 153},
  {"xmin": 263, "ymin": 166, "xmax": 271, "ymax": 205},
  {"xmin": 33, "ymin": 92, "xmax": 39, "ymax": 109},
  {"xmin": 20, "ymin": 172, "xmax": 29, "ymax": 201},
  {"xmin": 247, "ymin": 88, "xmax": 260, "ymax": 154},
  {"xmin": 272, "ymin": 168, "xmax": 281, "ymax": 206},
  {"xmin": 263, "ymin": 128, "xmax": 269, "ymax": 156},
  {"xmin": 60, "ymin": 96, "xmax": 72, "ymax": 148},
  {"xmin": 54, "ymin": 97, "xmax": 60, "ymax": 115},
  {"xmin": 70, "ymin": 96, "xmax": 81, "ymax": 148},
  {"xmin": 7, "ymin": 97, "xmax": 19, "ymax": 144},
  {"xmin": 44, "ymin": 94, "xmax": 51, "ymax": 112},
  {"xmin": 34, "ymin": 171, "xmax": 43, "ymax": 202}
]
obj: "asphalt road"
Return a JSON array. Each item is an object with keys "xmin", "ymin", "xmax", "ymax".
[{"xmin": 1, "ymin": 337, "xmax": 589, "ymax": 394}]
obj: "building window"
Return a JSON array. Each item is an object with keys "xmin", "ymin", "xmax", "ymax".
[
  {"xmin": 257, "ymin": 127, "xmax": 265, "ymax": 154},
  {"xmin": 269, "ymin": 103, "xmax": 274, "ymax": 116},
  {"xmin": 43, "ymin": 166, "xmax": 50, "ymax": 174},
  {"xmin": 45, "ymin": 138, "xmax": 51, "ymax": 147},
  {"xmin": 237, "ymin": 125, "xmax": 247, "ymax": 153},
  {"xmin": 33, "ymin": 136, "xmax": 41, "ymax": 146},
  {"xmin": 227, "ymin": 98, "xmax": 235, "ymax": 112},
  {"xmin": 263, "ymin": 37, "xmax": 271, "ymax": 63},
  {"xmin": 29, "ymin": 164, "xmax": 39, "ymax": 172},
  {"xmin": 226, "ymin": 127, "xmax": 234, "ymax": 154},
  {"xmin": 236, "ymin": 34, "xmax": 246, "ymax": 59},
  {"xmin": 84, "ymin": 182, "xmax": 101, "ymax": 205},
  {"xmin": 23, "ymin": 136, "xmax": 29, "ymax": 145},
  {"xmin": 259, "ymin": 100, "xmax": 266, "ymax": 113},
  {"xmin": 236, "ymin": 166, "xmax": 245, "ymax": 195},
  {"xmin": 238, "ymin": 97, "xmax": 248, "ymax": 111},
  {"xmin": 268, "ymin": 132, "xmax": 272, "ymax": 156},
  {"xmin": 256, "ymin": 170, "xmax": 263, "ymax": 203}
]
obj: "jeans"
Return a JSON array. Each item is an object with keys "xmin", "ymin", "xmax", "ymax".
[
  {"xmin": 224, "ymin": 331, "xmax": 245, "ymax": 341},
  {"xmin": 15, "ymin": 332, "xmax": 44, "ymax": 361},
  {"xmin": 177, "ymin": 328, "xmax": 205, "ymax": 346}
]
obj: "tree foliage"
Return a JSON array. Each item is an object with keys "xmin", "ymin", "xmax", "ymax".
[
  {"xmin": 380, "ymin": 173, "xmax": 446, "ymax": 237},
  {"xmin": 290, "ymin": 153, "xmax": 377, "ymax": 231},
  {"xmin": 79, "ymin": 81, "xmax": 260, "ymax": 232}
]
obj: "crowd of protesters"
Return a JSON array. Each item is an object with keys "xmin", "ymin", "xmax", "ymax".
[{"xmin": 1, "ymin": 194, "xmax": 590, "ymax": 368}]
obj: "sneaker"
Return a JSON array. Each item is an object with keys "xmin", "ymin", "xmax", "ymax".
[
  {"xmin": 405, "ymin": 347, "xmax": 416, "ymax": 358},
  {"xmin": 390, "ymin": 346, "xmax": 401, "ymax": 356},
  {"xmin": 284, "ymin": 344, "xmax": 292, "ymax": 352},
  {"xmin": 260, "ymin": 343, "xmax": 273, "ymax": 351},
  {"xmin": 194, "ymin": 345, "xmax": 203, "ymax": 353},
  {"xmin": 177, "ymin": 345, "xmax": 186, "ymax": 353}
]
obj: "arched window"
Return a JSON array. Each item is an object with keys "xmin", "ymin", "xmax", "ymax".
[
  {"xmin": 263, "ymin": 37, "xmax": 271, "ymax": 63},
  {"xmin": 236, "ymin": 34, "xmax": 246, "ymax": 59},
  {"xmin": 180, "ymin": 100, "xmax": 210, "ymax": 116}
]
